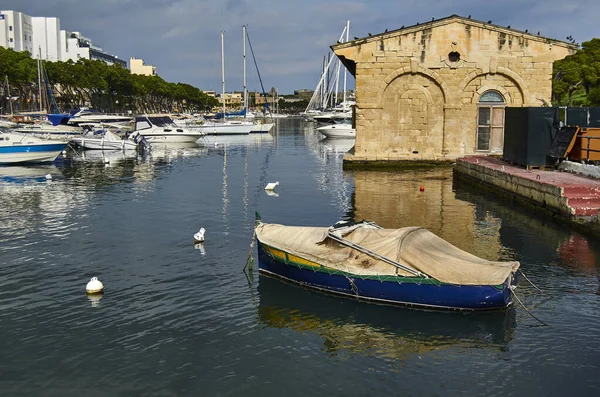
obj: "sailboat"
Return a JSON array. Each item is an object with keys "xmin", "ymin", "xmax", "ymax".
[
  {"xmin": 303, "ymin": 21, "xmax": 354, "ymax": 123},
  {"xmin": 242, "ymin": 25, "xmax": 274, "ymax": 133},
  {"xmin": 14, "ymin": 49, "xmax": 83, "ymax": 141},
  {"xmin": 198, "ymin": 31, "xmax": 254, "ymax": 135}
]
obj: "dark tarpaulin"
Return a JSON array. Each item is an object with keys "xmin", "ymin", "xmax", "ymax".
[{"xmin": 503, "ymin": 107, "xmax": 560, "ymax": 167}]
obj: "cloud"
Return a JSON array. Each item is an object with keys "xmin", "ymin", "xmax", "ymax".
[{"xmin": 2, "ymin": 0, "xmax": 598, "ymax": 93}]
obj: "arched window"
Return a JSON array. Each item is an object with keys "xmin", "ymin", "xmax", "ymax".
[{"xmin": 477, "ymin": 90, "xmax": 505, "ymax": 152}]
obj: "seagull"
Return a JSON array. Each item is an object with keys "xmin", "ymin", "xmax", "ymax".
[
  {"xmin": 45, "ymin": 174, "xmax": 52, "ymax": 180},
  {"xmin": 265, "ymin": 181, "xmax": 279, "ymax": 191},
  {"xmin": 194, "ymin": 227, "xmax": 206, "ymax": 242}
]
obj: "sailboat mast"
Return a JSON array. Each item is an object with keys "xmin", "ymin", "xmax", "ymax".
[
  {"xmin": 6, "ymin": 76, "xmax": 13, "ymax": 115},
  {"xmin": 243, "ymin": 25, "xmax": 247, "ymax": 113},
  {"xmin": 221, "ymin": 31, "xmax": 226, "ymax": 117},
  {"xmin": 343, "ymin": 20, "xmax": 349, "ymax": 108},
  {"xmin": 37, "ymin": 46, "xmax": 42, "ymax": 112}
]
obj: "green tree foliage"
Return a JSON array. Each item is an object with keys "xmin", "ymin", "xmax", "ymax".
[
  {"xmin": 0, "ymin": 47, "xmax": 219, "ymax": 114},
  {"xmin": 553, "ymin": 38, "xmax": 600, "ymax": 106}
]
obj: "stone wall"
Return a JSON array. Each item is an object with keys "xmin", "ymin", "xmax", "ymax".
[{"xmin": 333, "ymin": 16, "xmax": 577, "ymax": 164}]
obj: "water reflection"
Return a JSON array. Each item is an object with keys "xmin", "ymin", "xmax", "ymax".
[
  {"xmin": 147, "ymin": 141, "xmax": 208, "ymax": 162},
  {"xmin": 0, "ymin": 164, "xmax": 60, "ymax": 182},
  {"xmin": 203, "ymin": 133, "xmax": 274, "ymax": 149},
  {"xmin": 349, "ymin": 168, "xmax": 503, "ymax": 260},
  {"xmin": 75, "ymin": 149, "xmax": 138, "ymax": 166},
  {"xmin": 87, "ymin": 294, "xmax": 103, "ymax": 308},
  {"xmin": 454, "ymin": 180, "xmax": 600, "ymax": 280},
  {"xmin": 304, "ymin": 132, "xmax": 354, "ymax": 213},
  {"xmin": 258, "ymin": 275, "xmax": 515, "ymax": 360},
  {"xmin": 320, "ymin": 138, "xmax": 355, "ymax": 154}
]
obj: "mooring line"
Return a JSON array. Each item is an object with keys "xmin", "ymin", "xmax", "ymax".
[
  {"xmin": 511, "ymin": 287, "xmax": 548, "ymax": 326},
  {"xmin": 520, "ymin": 270, "xmax": 554, "ymax": 298},
  {"xmin": 243, "ymin": 230, "xmax": 256, "ymax": 272}
]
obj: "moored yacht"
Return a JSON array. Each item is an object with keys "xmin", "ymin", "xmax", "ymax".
[
  {"xmin": 0, "ymin": 130, "xmax": 68, "ymax": 164},
  {"xmin": 70, "ymin": 128, "xmax": 138, "ymax": 150},
  {"xmin": 317, "ymin": 123, "xmax": 356, "ymax": 139},
  {"xmin": 130, "ymin": 115, "xmax": 205, "ymax": 143},
  {"xmin": 47, "ymin": 107, "xmax": 132, "ymax": 128}
]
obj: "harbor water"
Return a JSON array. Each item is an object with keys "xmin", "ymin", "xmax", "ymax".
[{"xmin": 1, "ymin": 118, "xmax": 599, "ymax": 396}]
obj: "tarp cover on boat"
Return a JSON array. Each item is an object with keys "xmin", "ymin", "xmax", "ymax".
[{"xmin": 255, "ymin": 223, "xmax": 520, "ymax": 286}]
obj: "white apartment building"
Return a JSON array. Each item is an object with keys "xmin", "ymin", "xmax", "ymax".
[
  {"xmin": 0, "ymin": 10, "xmax": 34, "ymax": 55},
  {"xmin": 0, "ymin": 10, "xmax": 125, "ymax": 67},
  {"xmin": 130, "ymin": 57, "xmax": 156, "ymax": 76}
]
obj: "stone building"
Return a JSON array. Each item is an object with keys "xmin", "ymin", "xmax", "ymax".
[{"xmin": 331, "ymin": 15, "xmax": 578, "ymax": 165}]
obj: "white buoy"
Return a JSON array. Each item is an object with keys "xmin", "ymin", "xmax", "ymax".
[
  {"xmin": 194, "ymin": 227, "xmax": 206, "ymax": 242},
  {"xmin": 265, "ymin": 181, "xmax": 279, "ymax": 190},
  {"xmin": 45, "ymin": 174, "xmax": 52, "ymax": 180},
  {"xmin": 86, "ymin": 277, "xmax": 104, "ymax": 294}
]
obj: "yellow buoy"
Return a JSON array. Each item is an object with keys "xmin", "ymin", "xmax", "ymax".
[{"xmin": 86, "ymin": 277, "xmax": 104, "ymax": 294}]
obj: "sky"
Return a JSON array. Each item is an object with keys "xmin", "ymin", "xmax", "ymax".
[{"xmin": 3, "ymin": 0, "xmax": 599, "ymax": 95}]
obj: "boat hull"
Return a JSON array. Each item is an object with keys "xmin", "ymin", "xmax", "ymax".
[
  {"xmin": 317, "ymin": 124, "xmax": 356, "ymax": 139},
  {"xmin": 0, "ymin": 143, "xmax": 67, "ymax": 164},
  {"xmin": 250, "ymin": 123, "xmax": 274, "ymax": 133},
  {"xmin": 198, "ymin": 123, "xmax": 254, "ymax": 135},
  {"xmin": 71, "ymin": 138, "xmax": 137, "ymax": 150},
  {"xmin": 137, "ymin": 133, "xmax": 203, "ymax": 143},
  {"xmin": 257, "ymin": 242, "xmax": 514, "ymax": 311}
]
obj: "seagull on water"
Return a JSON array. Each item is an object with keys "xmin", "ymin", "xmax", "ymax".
[
  {"xmin": 265, "ymin": 181, "xmax": 279, "ymax": 191},
  {"xmin": 194, "ymin": 228, "xmax": 206, "ymax": 242}
]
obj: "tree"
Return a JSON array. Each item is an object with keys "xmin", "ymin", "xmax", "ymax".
[
  {"xmin": 0, "ymin": 47, "xmax": 216, "ymax": 114},
  {"xmin": 553, "ymin": 38, "xmax": 600, "ymax": 106}
]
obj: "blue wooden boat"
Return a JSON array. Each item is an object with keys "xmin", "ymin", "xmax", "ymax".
[{"xmin": 255, "ymin": 219, "xmax": 520, "ymax": 311}]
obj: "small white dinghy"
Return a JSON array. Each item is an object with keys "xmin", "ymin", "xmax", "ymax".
[
  {"xmin": 71, "ymin": 129, "xmax": 137, "ymax": 150},
  {"xmin": 317, "ymin": 123, "xmax": 356, "ymax": 139}
]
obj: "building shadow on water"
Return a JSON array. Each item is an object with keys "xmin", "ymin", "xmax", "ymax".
[{"xmin": 257, "ymin": 274, "xmax": 516, "ymax": 361}]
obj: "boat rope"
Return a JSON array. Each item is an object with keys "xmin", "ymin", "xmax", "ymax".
[
  {"xmin": 245, "ymin": 27, "xmax": 271, "ymax": 116},
  {"xmin": 345, "ymin": 276, "xmax": 359, "ymax": 295},
  {"xmin": 519, "ymin": 270, "xmax": 554, "ymax": 298},
  {"xmin": 243, "ymin": 230, "xmax": 256, "ymax": 272},
  {"xmin": 68, "ymin": 142, "xmax": 83, "ymax": 158},
  {"xmin": 511, "ymin": 287, "xmax": 548, "ymax": 326},
  {"xmin": 327, "ymin": 231, "xmax": 427, "ymax": 278}
]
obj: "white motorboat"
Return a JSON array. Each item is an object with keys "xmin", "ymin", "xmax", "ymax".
[
  {"xmin": 317, "ymin": 123, "xmax": 356, "ymax": 139},
  {"xmin": 130, "ymin": 115, "xmax": 205, "ymax": 143},
  {"xmin": 0, "ymin": 130, "xmax": 68, "ymax": 164},
  {"xmin": 312, "ymin": 110, "xmax": 352, "ymax": 124},
  {"xmin": 70, "ymin": 129, "xmax": 137, "ymax": 150},
  {"xmin": 47, "ymin": 107, "xmax": 132, "ymax": 128}
]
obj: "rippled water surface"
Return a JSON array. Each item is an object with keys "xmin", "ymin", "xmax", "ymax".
[{"xmin": 1, "ymin": 119, "xmax": 599, "ymax": 396}]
